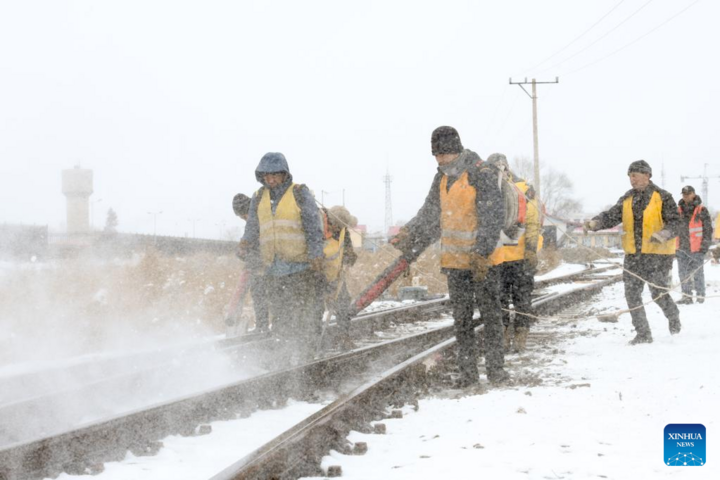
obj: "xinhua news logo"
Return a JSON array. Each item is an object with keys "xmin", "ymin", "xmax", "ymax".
[{"xmin": 664, "ymin": 424, "xmax": 706, "ymax": 466}]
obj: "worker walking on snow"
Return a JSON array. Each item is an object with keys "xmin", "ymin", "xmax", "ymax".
[
  {"xmin": 487, "ymin": 153, "xmax": 543, "ymax": 354},
  {"xmin": 675, "ymin": 185, "xmax": 713, "ymax": 304},
  {"xmin": 391, "ymin": 126, "xmax": 509, "ymax": 387},
  {"xmin": 584, "ymin": 160, "xmax": 682, "ymax": 345},
  {"xmin": 237, "ymin": 152, "xmax": 326, "ymax": 364}
]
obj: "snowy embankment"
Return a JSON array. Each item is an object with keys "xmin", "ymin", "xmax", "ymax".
[
  {"xmin": 311, "ymin": 262, "xmax": 720, "ymax": 480},
  {"xmin": 49, "ymin": 261, "xmax": 719, "ymax": 479}
]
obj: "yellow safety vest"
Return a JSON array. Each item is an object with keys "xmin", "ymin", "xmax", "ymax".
[
  {"xmin": 498, "ymin": 182, "xmax": 544, "ymax": 263},
  {"xmin": 621, "ymin": 190, "xmax": 675, "ymax": 255},
  {"xmin": 440, "ymin": 172, "xmax": 503, "ymax": 269},
  {"xmin": 323, "ymin": 227, "xmax": 346, "ymax": 282},
  {"xmin": 257, "ymin": 184, "xmax": 308, "ymax": 265}
]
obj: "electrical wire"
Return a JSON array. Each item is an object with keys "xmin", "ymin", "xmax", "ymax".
[
  {"xmin": 538, "ymin": 0, "xmax": 656, "ymax": 75},
  {"xmin": 522, "ymin": 0, "xmax": 626, "ymax": 75},
  {"xmin": 564, "ymin": 0, "xmax": 701, "ymax": 76}
]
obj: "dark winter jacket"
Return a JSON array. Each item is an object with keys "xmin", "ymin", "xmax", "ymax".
[
  {"xmin": 402, "ymin": 149, "xmax": 504, "ymax": 259},
  {"xmin": 592, "ymin": 182, "xmax": 680, "ymax": 255},
  {"xmin": 241, "ymin": 153, "xmax": 325, "ymax": 276},
  {"xmin": 340, "ymin": 229, "xmax": 357, "ymax": 267},
  {"xmin": 677, "ymin": 195, "xmax": 713, "ymax": 254}
]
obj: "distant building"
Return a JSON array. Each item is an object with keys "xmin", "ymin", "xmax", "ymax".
[
  {"xmin": 61, "ymin": 166, "xmax": 94, "ymax": 234},
  {"xmin": 349, "ymin": 225, "xmax": 365, "ymax": 249},
  {"xmin": 571, "ymin": 224, "xmax": 623, "ymax": 249}
]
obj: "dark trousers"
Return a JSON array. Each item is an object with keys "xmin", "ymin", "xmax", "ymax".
[
  {"xmin": 446, "ymin": 267, "xmax": 505, "ymax": 382},
  {"xmin": 676, "ymin": 250, "xmax": 706, "ymax": 297},
  {"xmin": 499, "ymin": 260, "xmax": 535, "ymax": 329},
  {"xmin": 623, "ymin": 254, "xmax": 680, "ymax": 335},
  {"xmin": 328, "ymin": 280, "xmax": 353, "ymax": 336},
  {"xmin": 269, "ymin": 269, "xmax": 322, "ymax": 363},
  {"xmin": 250, "ymin": 274, "xmax": 270, "ymax": 332}
]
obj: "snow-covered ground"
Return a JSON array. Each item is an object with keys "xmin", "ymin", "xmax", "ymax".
[
  {"xmin": 534, "ymin": 262, "xmax": 588, "ymax": 282},
  {"xmin": 54, "ymin": 400, "xmax": 326, "ymax": 480},
  {"xmin": 311, "ymin": 261, "xmax": 720, "ymax": 480},
  {"xmin": 33, "ymin": 259, "xmax": 720, "ymax": 479}
]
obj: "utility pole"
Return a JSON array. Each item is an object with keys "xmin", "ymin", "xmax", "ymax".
[
  {"xmin": 188, "ymin": 218, "xmax": 201, "ymax": 238},
  {"xmin": 681, "ymin": 163, "xmax": 720, "ymax": 206},
  {"xmin": 147, "ymin": 211, "xmax": 163, "ymax": 242},
  {"xmin": 509, "ymin": 77, "xmax": 559, "ymax": 200},
  {"xmin": 384, "ymin": 169, "xmax": 393, "ymax": 239}
]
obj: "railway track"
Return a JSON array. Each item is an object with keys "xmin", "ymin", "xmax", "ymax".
[{"xmin": 0, "ymin": 265, "xmax": 620, "ymax": 480}]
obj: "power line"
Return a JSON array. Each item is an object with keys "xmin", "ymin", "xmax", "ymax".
[
  {"xmin": 565, "ymin": 0, "xmax": 701, "ymax": 76},
  {"xmin": 522, "ymin": 0, "xmax": 626, "ymax": 74},
  {"xmin": 538, "ymin": 0, "xmax": 656, "ymax": 74},
  {"xmin": 508, "ymin": 77, "xmax": 560, "ymax": 200}
]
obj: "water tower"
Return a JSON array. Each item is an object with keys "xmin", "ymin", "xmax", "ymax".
[{"xmin": 61, "ymin": 166, "xmax": 93, "ymax": 234}]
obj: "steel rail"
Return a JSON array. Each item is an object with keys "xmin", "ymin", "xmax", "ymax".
[
  {"xmin": 209, "ymin": 273, "xmax": 622, "ymax": 479},
  {"xmin": 0, "ymin": 269, "xmax": 621, "ymax": 479},
  {"xmin": 0, "ymin": 263, "xmax": 615, "ymax": 407},
  {"xmin": 0, "ymin": 323, "xmax": 459, "ymax": 480}
]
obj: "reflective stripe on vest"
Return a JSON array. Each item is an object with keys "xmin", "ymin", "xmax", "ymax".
[
  {"xmin": 440, "ymin": 172, "xmax": 502, "ymax": 269},
  {"xmin": 323, "ymin": 227, "xmax": 346, "ymax": 282},
  {"xmin": 677, "ymin": 205, "xmax": 704, "ymax": 253},
  {"xmin": 621, "ymin": 191, "xmax": 675, "ymax": 255},
  {"xmin": 257, "ymin": 184, "xmax": 308, "ymax": 265}
]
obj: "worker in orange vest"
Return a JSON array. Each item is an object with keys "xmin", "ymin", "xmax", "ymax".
[
  {"xmin": 391, "ymin": 126, "xmax": 508, "ymax": 387},
  {"xmin": 676, "ymin": 185, "xmax": 713, "ymax": 304}
]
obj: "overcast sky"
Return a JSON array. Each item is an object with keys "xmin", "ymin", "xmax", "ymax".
[{"xmin": 1, "ymin": 0, "xmax": 717, "ymax": 239}]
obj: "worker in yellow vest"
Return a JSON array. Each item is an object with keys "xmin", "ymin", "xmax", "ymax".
[
  {"xmin": 498, "ymin": 179, "xmax": 543, "ymax": 353},
  {"xmin": 322, "ymin": 205, "xmax": 358, "ymax": 350},
  {"xmin": 585, "ymin": 160, "xmax": 681, "ymax": 344},
  {"xmin": 238, "ymin": 152, "xmax": 326, "ymax": 364},
  {"xmin": 391, "ymin": 126, "xmax": 509, "ymax": 387}
]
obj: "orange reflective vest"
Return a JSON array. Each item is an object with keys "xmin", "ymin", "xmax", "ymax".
[
  {"xmin": 621, "ymin": 191, "xmax": 675, "ymax": 255},
  {"xmin": 439, "ymin": 172, "xmax": 502, "ymax": 269},
  {"xmin": 677, "ymin": 205, "xmax": 704, "ymax": 253}
]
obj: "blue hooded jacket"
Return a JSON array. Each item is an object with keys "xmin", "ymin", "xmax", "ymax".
[{"xmin": 241, "ymin": 152, "xmax": 324, "ymax": 276}]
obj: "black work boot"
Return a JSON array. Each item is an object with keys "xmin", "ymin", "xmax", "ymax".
[
  {"xmin": 676, "ymin": 296, "xmax": 693, "ymax": 305},
  {"xmin": 629, "ymin": 332, "xmax": 653, "ymax": 345},
  {"xmin": 487, "ymin": 368, "xmax": 510, "ymax": 385},
  {"xmin": 669, "ymin": 317, "xmax": 682, "ymax": 335}
]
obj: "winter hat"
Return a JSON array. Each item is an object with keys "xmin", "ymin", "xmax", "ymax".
[
  {"xmin": 255, "ymin": 152, "xmax": 291, "ymax": 183},
  {"xmin": 232, "ymin": 193, "xmax": 251, "ymax": 217},
  {"xmin": 681, "ymin": 185, "xmax": 695, "ymax": 195},
  {"xmin": 327, "ymin": 205, "xmax": 358, "ymax": 228},
  {"xmin": 627, "ymin": 160, "xmax": 652, "ymax": 177},
  {"xmin": 486, "ymin": 153, "xmax": 509, "ymax": 171},
  {"xmin": 431, "ymin": 126, "xmax": 464, "ymax": 156}
]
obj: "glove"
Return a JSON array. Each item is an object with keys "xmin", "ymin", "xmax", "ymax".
[
  {"xmin": 309, "ymin": 257, "xmax": 324, "ymax": 273},
  {"xmin": 583, "ymin": 220, "xmax": 598, "ymax": 234},
  {"xmin": 525, "ymin": 249, "xmax": 538, "ymax": 271},
  {"xmin": 470, "ymin": 253, "xmax": 492, "ymax": 282},
  {"xmin": 235, "ymin": 240, "xmax": 250, "ymax": 260},
  {"xmin": 389, "ymin": 228, "xmax": 409, "ymax": 249},
  {"xmin": 650, "ymin": 229, "xmax": 672, "ymax": 244}
]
